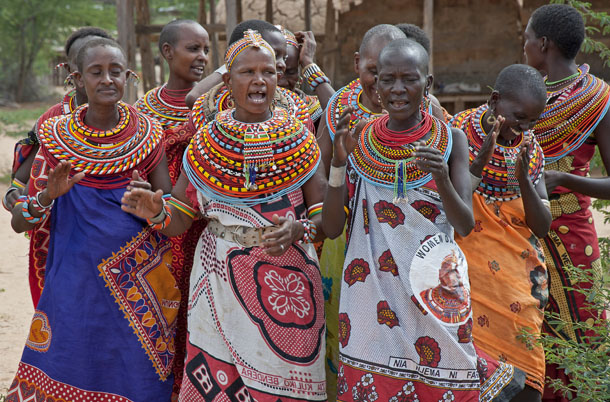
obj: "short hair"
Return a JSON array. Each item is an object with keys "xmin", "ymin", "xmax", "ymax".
[
  {"xmin": 529, "ymin": 4, "xmax": 584, "ymax": 60},
  {"xmin": 158, "ymin": 19, "xmax": 201, "ymax": 54},
  {"xmin": 65, "ymin": 27, "xmax": 112, "ymax": 57},
  {"xmin": 378, "ymin": 38, "xmax": 429, "ymax": 74},
  {"xmin": 359, "ymin": 24, "xmax": 405, "ymax": 54},
  {"xmin": 76, "ymin": 38, "xmax": 125, "ymax": 72},
  {"xmin": 395, "ymin": 23, "xmax": 430, "ymax": 54},
  {"xmin": 494, "ymin": 64, "xmax": 546, "ymax": 105},
  {"xmin": 229, "ymin": 20, "xmax": 280, "ymax": 46}
]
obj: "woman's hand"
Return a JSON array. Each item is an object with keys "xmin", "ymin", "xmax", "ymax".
[
  {"xmin": 515, "ymin": 135, "xmax": 533, "ymax": 184},
  {"xmin": 121, "ymin": 171, "xmax": 164, "ymax": 220},
  {"xmin": 415, "ymin": 142, "xmax": 449, "ymax": 181},
  {"xmin": 544, "ymin": 170, "xmax": 566, "ymax": 194},
  {"xmin": 39, "ymin": 161, "xmax": 85, "ymax": 205},
  {"xmin": 295, "ymin": 31, "xmax": 317, "ymax": 68},
  {"xmin": 471, "ymin": 115, "xmax": 504, "ymax": 176},
  {"xmin": 262, "ymin": 214, "xmax": 305, "ymax": 256},
  {"xmin": 332, "ymin": 107, "xmax": 356, "ymax": 167}
]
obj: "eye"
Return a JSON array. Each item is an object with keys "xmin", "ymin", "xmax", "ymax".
[{"xmin": 204, "ymin": 47, "xmax": 210, "ymax": 55}]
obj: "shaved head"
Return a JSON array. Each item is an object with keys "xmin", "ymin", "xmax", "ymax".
[
  {"xmin": 379, "ymin": 38, "xmax": 429, "ymax": 75},
  {"xmin": 359, "ymin": 24, "xmax": 405, "ymax": 55}
]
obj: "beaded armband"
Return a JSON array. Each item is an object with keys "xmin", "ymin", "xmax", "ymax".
[
  {"xmin": 298, "ymin": 218, "xmax": 317, "ymax": 243},
  {"xmin": 302, "ymin": 63, "xmax": 330, "ymax": 90},
  {"xmin": 147, "ymin": 194, "xmax": 172, "ymax": 230},
  {"xmin": 307, "ymin": 202, "xmax": 323, "ymax": 219},
  {"xmin": 167, "ymin": 197, "xmax": 198, "ymax": 220},
  {"xmin": 18, "ymin": 195, "xmax": 49, "ymax": 224}
]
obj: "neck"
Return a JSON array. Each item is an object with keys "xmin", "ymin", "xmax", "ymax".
[
  {"xmin": 165, "ymin": 75, "xmax": 196, "ymax": 91},
  {"xmin": 84, "ymin": 103, "xmax": 120, "ymax": 130},
  {"xmin": 233, "ymin": 108, "xmax": 272, "ymax": 123},
  {"xmin": 359, "ymin": 91, "xmax": 383, "ymax": 114},
  {"xmin": 74, "ymin": 91, "xmax": 87, "ymax": 107},
  {"xmin": 543, "ymin": 57, "xmax": 579, "ymax": 83}
]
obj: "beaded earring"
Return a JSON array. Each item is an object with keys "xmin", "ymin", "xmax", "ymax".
[
  {"xmin": 226, "ymin": 88, "xmax": 235, "ymax": 108},
  {"xmin": 376, "ymin": 90, "xmax": 385, "ymax": 109},
  {"xmin": 127, "ymin": 69, "xmax": 140, "ymax": 86},
  {"xmin": 486, "ymin": 109, "xmax": 497, "ymax": 126},
  {"xmin": 63, "ymin": 72, "xmax": 77, "ymax": 90}
]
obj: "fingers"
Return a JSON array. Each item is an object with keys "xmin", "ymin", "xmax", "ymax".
[
  {"xmin": 491, "ymin": 115, "xmax": 505, "ymax": 138},
  {"xmin": 336, "ymin": 106, "xmax": 353, "ymax": 132}
]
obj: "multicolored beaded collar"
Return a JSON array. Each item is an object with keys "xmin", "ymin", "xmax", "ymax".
[
  {"xmin": 326, "ymin": 79, "xmax": 381, "ymax": 142},
  {"xmin": 190, "ymin": 83, "xmax": 311, "ymax": 132},
  {"xmin": 38, "ymin": 101, "xmax": 164, "ymax": 188},
  {"xmin": 349, "ymin": 112, "xmax": 452, "ymax": 203},
  {"xmin": 452, "ymin": 104, "xmax": 544, "ymax": 201},
  {"xmin": 135, "ymin": 84, "xmax": 190, "ymax": 130},
  {"xmin": 534, "ymin": 64, "xmax": 610, "ymax": 162},
  {"xmin": 294, "ymin": 88, "xmax": 322, "ymax": 122},
  {"xmin": 61, "ymin": 90, "xmax": 78, "ymax": 115},
  {"xmin": 183, "ymin": 107, "xmax": 320, "ymax": 206}
]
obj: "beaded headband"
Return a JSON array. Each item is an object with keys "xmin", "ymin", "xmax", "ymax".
[
  {"xmin": 276, "ymin": 25, "xmax": 299, "ymax": 50},
  {"xmin": 225, "ymin": 29, "xmax": 276, "ymax": 72}
]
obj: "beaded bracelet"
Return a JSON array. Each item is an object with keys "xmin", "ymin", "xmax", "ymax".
[
  {"xmin": 302, "ymin": 63, "xmax": 330, "ymax": 90},
  {"xmin": 307, "ymin": 202, "xmax": 323, "ymax": 219},
  {"xmin": 167, "ymin": 197, "xmax": 198, "ymax": 220},
  {"xmin": 19, "ymin": 195, "xmax": 49, "ymax": 224},
  {"xmin": 298, "ymin": 219, "xmax": 317, "ymax": 244},
  {"xmin": 147, "ymin": 199, "xmax": 172, "ymax": 230}
]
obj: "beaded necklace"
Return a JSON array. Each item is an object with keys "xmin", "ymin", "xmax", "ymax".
[
  {"xmin": 452, "ymin": 104, "xmax": 544, "ymax": 201},
  {"xmin": 190, "ymin": 83, "xmax": 312, "ymax": 133},
  {"xmin": 38, "ymin": 101, "xmax": 164, "ymax": 188},
  {"xmin": 545, "ymin": 70, "xmax": 580, "ymax": 91},
  {"xmin": 61, "ymin": 90, "xmax": 78, "ymax": 115},
  {"xmin": 183, "ymin": 107, "xmax": 320, "ymax": 206},
  {"xmin": 135, "ymin": 84, "xmax": 191, "ymax": 130},
  {"xmin": 326, "ymin": 79, "xmax": 382, "ymax": 141},
  {"xmin": 295, "ymin": 88, "xmax": 323, "ymax": 122},
  {"xmin": 349, "ymin": 112, "xmax": 451, "ymax": 203},
  {"xmin": 535, "ymin": 64, "xmax": 610, "ymax": 162}
]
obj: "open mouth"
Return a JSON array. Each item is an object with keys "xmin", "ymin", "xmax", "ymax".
[
  {"xmin": 509, "ymin": 127, "xmax": 522, "ymax": 136},
  {"xmin": 191, "ymin": 66, "xmax": 204, "ymax": 75},
  {"xmin": 248, "ymin": 90, "xmax": 267, "ymax": 104},
  {"xmin": 388, "ymin": 100, "xmax": 408, "ymax": 108}
]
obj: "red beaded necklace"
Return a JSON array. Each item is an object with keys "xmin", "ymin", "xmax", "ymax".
[{"xmin": 374, "ymin": 113, "xmax": 432, "ymax": 147}]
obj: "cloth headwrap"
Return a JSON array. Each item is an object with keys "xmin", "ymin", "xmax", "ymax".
[
  {"xmin": 225, "ymin": 29, "xmax": 276, "ymax": 72},
  {"xmin": 276, "ymin": 25, "xmax": 299, "ymax": 50}
]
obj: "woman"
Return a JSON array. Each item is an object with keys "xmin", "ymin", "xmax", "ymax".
[
  {"xmin": 322, "ymin": 37, "xmax": 481, "ymax": 401},
  {"xmin": 3, "ymin": 27, "xmax": 112, "ymax": 308},
  {"xmin": 135, "ymin": 19, "xmax": 209, "ymax": 397},
  {"xmin": 523, "ymin": 4, "xmax": 610, "ymax": 401},
  {"xmin": 277, "ymin": 26, "xmax": 334, "ymax": 127},
  {"xmin": 6, "ymin": 38, "xmax": 175, "ymax": 401},
  {"xmin": 453, "ymin": 64, "xmax": 551, "ymax": 401},
  {"xmin": 122, "ymin": 30, "xmax": 328, "ymax": 401}
]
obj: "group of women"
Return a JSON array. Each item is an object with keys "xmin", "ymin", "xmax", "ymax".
[{"xmin": 3, "ymin": 3, "xmax": 608, "ymax": 402}]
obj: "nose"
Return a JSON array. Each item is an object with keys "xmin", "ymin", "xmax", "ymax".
[
  {"xmin": 101, "ymin": 71, "xmax": 112, "ymax": 84},
  {"xmin": 198, "ymin": 49, "xmax": 209, "ymax": 65},
  {"xmin": 275, "ymin": 59, "xmax": 286, "ymax": 76}
]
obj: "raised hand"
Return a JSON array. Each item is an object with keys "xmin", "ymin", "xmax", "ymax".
[
  {"xmin": 44, "ymin": 160, "xmax": 85, "ymax": 202},
  {"xmin": 126, "ymin": 170, "xmax": 152, "ymax": 191},
  {"xmin": 515, "ymin": 135, "xmax": 532, "ymax": 184},
  {"xmin": 414, "ymin": 141, "xmax": 449, "ymax": 180},
  {"xmin": 121, "ymin": 187, "xmax": 164, "ymax": 220},
  {"xmin": 332, "ymin": 107, "xmax": 356, "ymax": 167},
  {"xmin": 295, "ymin": 31, "xmax": 317, "ymax": 67},
  {"xmin": 471, "ymin": 115, "xmax": 504, "ymax": 175}
]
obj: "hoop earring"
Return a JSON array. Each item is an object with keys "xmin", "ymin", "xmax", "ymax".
[
  {"xmin": 486, "ymin": 111, "xmax": 497, "ymax": 126},
  {"xmin": 226, "ymin": 89, "xmax": 235, "ymax": 109},
  {"xmin": 377, "ymin": 91, "xmax": 385, "ymax": 109}
]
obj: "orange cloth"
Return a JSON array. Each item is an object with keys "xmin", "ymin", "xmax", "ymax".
[{"xmin": 456, "ymin": 193, "xmax": 548, "ymax": 393}]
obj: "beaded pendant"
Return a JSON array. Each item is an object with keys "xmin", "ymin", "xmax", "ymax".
[{"xmin": 243, "ymin": 125, "xmax": 275, "ymax": 190}]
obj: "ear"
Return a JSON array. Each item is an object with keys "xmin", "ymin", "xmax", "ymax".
[
  {"xmin": 425, "ymin": 74, "xmax": 434, "ymax": 93},
  {"xmin": 162, "ymin": 42, "xmax": 173, "ymax": 60},
  {"xmin": 73, "ymin": 71, "xmax": 85, "ymax": 89},
  {"xmin": 488, "ymin": 90, "xmax": 500, "ymax": 112},
  {"xmin": 353, "ymin": 52, "xmax": 360, "ymax": 75},
  {"xmin": 221, "ymin": 71, "xmax": 231, "ymax": 90},
  {"xmin": 540, "ymin": 36, "xmax": 548, "ymax": 53}
]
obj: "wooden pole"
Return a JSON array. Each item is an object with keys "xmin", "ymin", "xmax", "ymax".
[
  {"xmin": 422, "ymin": 0, "xmax": 434, "ymax": 77},
  {"xmin": 225, "ymin": 0, "xmax": 237, "ymax": 41},
  {"xmin": 209, "ymin": 0, "xmax": 220, "ymax": 68},
  {"xmin": 266, "ymin": 0, "xmax": 273, "ymax": 24},
  {"xmin": 117, "ymin": 0, "xmax": 138, "ymax": 103},
  {"xmin": 236, "ymin": 0, "xmax": 243, "ymax": 24},
  {"xmin": 198, "ymin": 0, "xmax": 207, "ymax": 25},
  {"xmin": 323, "ymin": 0, "xmax": 336, "ymax": 84},
  {"xmin": 135, "ymin": 0, "xmax": 155, "ymax": 92},
  {"xmin": 305, "ymin": 0, "xmax": 312, "ymax": 31}
]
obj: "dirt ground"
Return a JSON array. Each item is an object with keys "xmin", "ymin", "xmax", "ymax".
[{"xmin": 0, "ymin": 105, "xmax": 609, "ymax": 395}]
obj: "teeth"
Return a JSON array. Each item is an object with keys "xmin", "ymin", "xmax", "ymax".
[{"xmin": 510, "ymin": 127, "xmax": 521, "ymax": 135}]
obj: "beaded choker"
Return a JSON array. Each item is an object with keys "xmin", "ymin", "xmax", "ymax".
[
  {"xmin": 190, "ymin": 83, "xmax": 311, "ymax": 133},
  {"xmin": 135, "ymin": 84, "xmax": 190, "ymax": 130},
  {"xmin": 38, "ymin": 101, "xmax": 164, "ymax": 188},
  {"xmin": 349, "ymin": 112, "xmax": 451, "ymax": 203},
  {"xmin": 326, "ymin": 79, "xmax": 382, "ymax": 141},
  {"xmin": 452, "ymin": 104, "xmax": 544, "ymax": 201},
  {"xmin": 183, "ymin": 107, "xmax": 320, "ymax": 206},
  {"xmin": 535, "ymin": 64, "xmax": 610, "ymax": 162}
]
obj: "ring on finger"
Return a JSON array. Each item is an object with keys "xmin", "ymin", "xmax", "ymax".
[{"xmin": 280, "ymin": 244, "xmax": 285, "ymax": 251}]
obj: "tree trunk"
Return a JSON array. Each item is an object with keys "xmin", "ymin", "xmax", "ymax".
[{"xmin": 135, "ymin": 0, "xmax": 156, "ymax": 91}]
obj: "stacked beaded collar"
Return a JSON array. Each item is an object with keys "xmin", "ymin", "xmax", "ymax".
[
  {"xmin": 297, "ymin": 89, "xmax": 323, "ymax": 122},
  {"xmin": 326, "ymin": 79, "xmax": 381, "ymax": 141},
  {"xmin": 38, "ymin": 101, "xmax": 164, "ymax": 188},
  {"xmin": 349, "ymin": 112, "xmax": 451, "ymax": 203},
  {"xmin": 190, "ymin": 83, "xmax": 311, "ymax": 132},
  {"xmin": 453, "ymin": 104, "xmax": 544, "ymax": 201},
  {"xmin": 183, "ymin": 107, "xmax": 320, "ymax": 206},
  {"xmin": 135, "ymin": 84, "xmax": 190, "ymax": 130},
  {"xmin": 534, "ymin": 64, "xmax": 610, "ymax": 162}
]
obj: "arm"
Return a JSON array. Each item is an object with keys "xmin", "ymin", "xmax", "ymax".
[
  {"xmin": 261, "ymin": 162, "xmax": 328, "ymax": 256},
  {"xmin": 517, "ymin": 138, "xmax": 552, "ymax": 237},
  {"xmin": 322, "ymin": 107, "xmax": 355, "ymax": 239},
  {"xmin": 121, "ymin": 171, "xmax": 197, "ymax": 237},
  {"xmin": 469, "ymin": 116, "xmax": 503, "ymax": 178},
  {"xmin": 295, "ymin": 31, "xmax": 335, "ymax": 109},
  {"xmin": 317, "ymin": 112, "xmax": 334, "ymax": 176},
  {"xmin": 147, "ymin": 153, "xmax": 172, "ymax": 194},
  {"xmin": 416, "ymin": 127, "xmax": 475, "ymax": 236},
  {"xmin": 544, "ymin": 111, "xmax": 610, "ymax": 199},
  {"xmin": 185, "ymin": 71, "xmax": 223, "ymax": 109},
  {"xmin": 11, "ymin": 161, "xmax": 84, "ymax": 233}
]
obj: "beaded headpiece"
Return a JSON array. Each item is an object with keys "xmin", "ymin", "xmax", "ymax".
[
  {"xmin": 276, "ymin": 25, "xmax": 299, "ymax": 50},
  {"xmin": 225, "ymin": 29, "xmax": 276, "ymax": 72}
]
